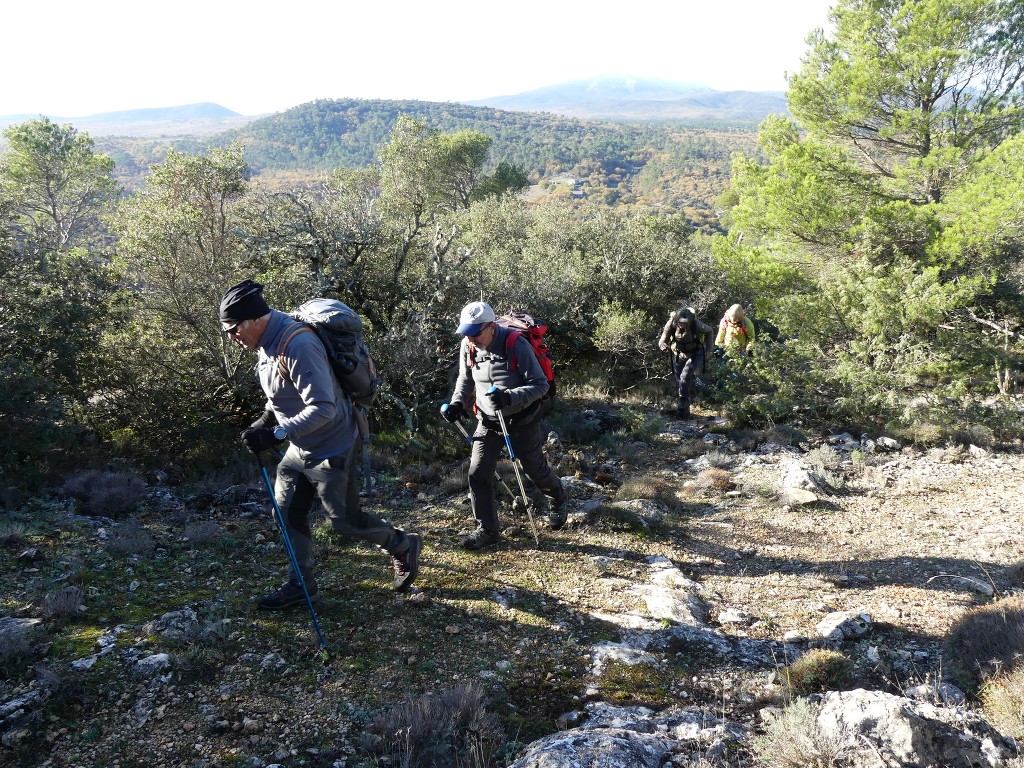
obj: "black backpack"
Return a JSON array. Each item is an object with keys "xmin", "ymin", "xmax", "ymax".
[{"xmin": 277, "ymin": 298, "xmax": 379, "ymax": 408}]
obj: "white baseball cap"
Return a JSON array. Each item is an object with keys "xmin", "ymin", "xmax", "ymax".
[{"xmin": 456, "ymin": 301, "xmax": 496, "ymax": 335}]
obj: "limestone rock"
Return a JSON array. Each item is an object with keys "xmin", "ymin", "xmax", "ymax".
[
  {"xmin": 816, "ymin": 611, "xmax": 872, "ymax": 641},
  {"xmin": 815, "ymin": 689, "xmax": 1015, "ymax": 767}
]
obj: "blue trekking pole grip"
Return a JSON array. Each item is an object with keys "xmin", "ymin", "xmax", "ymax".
[
  {"xmin": 487, "ymin": 386, "xmax": 540, "ymax": 545},
  {"xmin": 440, "ymin": 403, "xmax": 472, "ymax": 445},
  {"xmin": 255, "ymin": 452, "xmax": 328, "ymax": 649}
]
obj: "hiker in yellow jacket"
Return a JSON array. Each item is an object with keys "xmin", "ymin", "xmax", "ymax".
[{"xmin": 714, "ymin": 304, "xmax": 756, "ymax": 358}]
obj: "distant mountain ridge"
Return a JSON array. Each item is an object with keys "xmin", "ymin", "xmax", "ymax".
[
  {"xmin": 1, "ymin": 76, "xmax": 786, "ymax": 140},
  {"xmin": 468, "ymin": 75, "xmax": 787, "ymax": 121},
  {"xmin": 0, "ymin": 102, "xmax": 255, "ymax": 138}
]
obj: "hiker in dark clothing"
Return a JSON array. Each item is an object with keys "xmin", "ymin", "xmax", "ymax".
[
  {"xmin": 658, "ymin": 306, "xmax": 713, "ymax": 419},
  {"xmin": 442, "ymin": 301, "xmax": 568, "ymax": 550},
  {"xmin": 221, "ymin": 279, "xmax": 420, "ymax": 609}
]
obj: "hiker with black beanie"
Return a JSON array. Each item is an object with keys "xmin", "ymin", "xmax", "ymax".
[
  {"xmin": 659, "ymin": 305, "xmax": 713, "ymax": 420},
  {"xmin": 220, "ymin": 279, "xmax": 420, "ymax": 609}
]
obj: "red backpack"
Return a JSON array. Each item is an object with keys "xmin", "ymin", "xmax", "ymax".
[{"xmin": 470, "ymin": 311, "xmax": 556, "ymax": 400}]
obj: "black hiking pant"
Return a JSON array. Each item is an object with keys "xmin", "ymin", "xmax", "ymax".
[
  {"xmin": 468, "ymin": 413, "xmax": 565, "ymax": 535},
  {"xmin": 672, "ymin": 349, "xmax": 704, "ymax": 406}
]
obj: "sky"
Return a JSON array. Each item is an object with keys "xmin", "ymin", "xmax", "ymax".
[{"xmin": 1, "ymin": 0, "xmax": 835, "ymax": 118}]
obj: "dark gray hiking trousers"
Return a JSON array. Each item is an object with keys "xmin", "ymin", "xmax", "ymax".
[
  {"xmin": 468, "ymin": 415, "xmax": 566, "ymax": 535},
  {"xmin": 274, "ymin": 444, "xmax": 406, "ymax": 579}
]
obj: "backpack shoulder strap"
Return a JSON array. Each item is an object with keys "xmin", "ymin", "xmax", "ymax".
[
  {"xmin": 505, "ymin": 330, "xmax": 524, "ymax": 372},
  {"xmin": 276, "ymin": 323, "xmax": 316, "ymax": 380}
]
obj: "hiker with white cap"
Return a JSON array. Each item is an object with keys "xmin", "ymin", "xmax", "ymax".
[{"xmin": 442, "ymin": 301, "xmax": 568, "ymax": 550}]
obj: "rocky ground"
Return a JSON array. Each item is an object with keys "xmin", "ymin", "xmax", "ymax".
[{"xmin": 2, "ymin": 397, "xmax": 1024, "ymax": 767}]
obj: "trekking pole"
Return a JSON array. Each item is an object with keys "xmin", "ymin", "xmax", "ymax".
[
  {"xmin": 354, "ymin": 406, "xmax": 374, "ymax": 496},
  {"xmin": 254, "ymin": 452, "xmax": 328, "ymax": 649},
  {"xmin": 486, "ymin": 387, "xmax": 540, "ymax": 546},
  {"xmin": 440, "ymin": 404, "xmax": 519, "ymax": 502}
]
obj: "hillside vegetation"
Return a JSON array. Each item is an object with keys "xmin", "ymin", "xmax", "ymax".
[{"xmin": 97, "ymin": 98, "xmax": 758, "ymax": 229}]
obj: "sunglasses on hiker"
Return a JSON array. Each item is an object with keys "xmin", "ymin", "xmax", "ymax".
[{"xmin": 223, "ymin": 321, "xmax": 246, "ymax": 337}]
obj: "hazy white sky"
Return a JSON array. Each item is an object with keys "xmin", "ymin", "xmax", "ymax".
[{"xmin": 2, "ymin": 0, "xmax": 835, "ymax": 117}]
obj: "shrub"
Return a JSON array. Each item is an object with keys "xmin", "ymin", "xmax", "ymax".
[
  {"xmin": 438, "ymin": 460, "xmax": 470, "ymax": 495},
  {"xmin": 804, "ymin": 446, "xmax": 842, "ymax": 472},
  {"xmin": 400, "ymin": 463, "xmax": 440, "ymax": 485},
  {"xmin": 615, "ymin": 474, "xmax": 677, "ymax": 507},
  {"xmin": 182, "ymin": 521, "xmax": 222, "ymax": 544},
  {"xmin": 943, "ymin": 597, "xmax": 1024, "ymax": 692},
  {"xmin": 0, "ymin": 619, "xmax": 44, "ymax": 678},
  {"xmin": 753, "ymin": 698, "xmax": 859, "ymax": 768},
  {"xmin": 60, "ymin": 470, "xmax": 148, "ymax": 517},
  {"xmin": 705, "ymin": 449, "xmax": 736, "ymax": 469},
  {"xmin": 0, "ymin": 520, "xmax": 29, "ymax": 547},
  {"xmin": 684, "ymin": 468, "xmax": 735, "ymax": 497},
  {"xmin": 102, "ymin": 520, "xmax": 154, "ymax": 557},
  {"xmin": 359, "ymin": 683, "xmax": 506, "ymax": 768},
  {"xmin": 40, "ymin": 587, "xmax": 84, "ymax": 619},
  {"xmin": 778, "ymin": 649, "xmax": 854, "ymax": 697}
]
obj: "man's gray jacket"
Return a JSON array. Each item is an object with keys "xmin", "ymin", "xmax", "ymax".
[
  {"xmin": 256, "ymin": 309, "xmax": 357, "ymax": 461},
  {"xmin": 451, "ymin": 325, "xmax": 548, "ymax": 420}
]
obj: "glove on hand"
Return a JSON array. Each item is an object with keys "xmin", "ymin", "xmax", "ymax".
[
  {"xmin": 250, "ymin": 409, "xmax": 278, "ymax": 429},
  {"xmin": 441, "ymin": 401, "xmax": 466, "ymax": 423},
  {"xmin": 241, "ymin": 427, "xmax": 283, "ymax": 455},
  {"xmin": 486, "ymin": 388, "xmax": 512, "ymax": 411}
]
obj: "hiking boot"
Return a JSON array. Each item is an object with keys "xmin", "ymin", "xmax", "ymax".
[
  {"xmin": 392, "ymin": 533, "xmax": 421, "ymax": 592},
  {"xmin": 676, "ymin": 398, "xmax": 691, "ymax": 420},
  {"xmin": 461, "ymin": 527, "xmax": 501, "ymax": 551},
  {"xmin": 547, "ymin": 496, "xmax": 569, "ymax": 531},
  {"xmin": 258, "ymin": 577, "xmax": 318, "ymax": 610}
]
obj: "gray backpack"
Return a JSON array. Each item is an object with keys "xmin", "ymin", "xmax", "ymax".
[{"xmin": 278, "ymin": 298, "xmax": 379, "ymax": 408}]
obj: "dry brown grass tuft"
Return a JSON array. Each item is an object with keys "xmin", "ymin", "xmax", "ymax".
[
  {"xmin": 41, "ymin": 586, "xmax": 84, "ymax": 619},
  {"xmin": 942, "ymin": 596, "xmax": 1024, "ymax": 691},
  {"xmin": 983, "ymin": 666, "xmax": 1024, "ymax": 740},
  {"xmin": 684, "ymin": 467, "xmax": 734, "ymax": 496},
  {"xmin": 102, "ymin": 520, "xmax": 154, "ymax": 557},
  {"xmin": 778, "ymin": 649, "xmax": 854, "ymax": 698},
  {"xmin": 754, "ymin": 698, "xmax": 861, "ymax": 768},
  {"xmin": 359, "ymin": 683, "xmax": 506, "ymax": 768}
]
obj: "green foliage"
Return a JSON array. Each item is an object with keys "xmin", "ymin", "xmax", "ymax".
[
  {"xmin": 103, "ymin": 143, "xmax": 256, "ymax": 459},
  {"xmin": 471, "ymin": 161, "xmax": 530, "ymax": 201},
  {"xmin": 0, "ymin": 117, "xmax": 119, "ymax": 253},
  {"xmin": 0, "ymin": 246, "xmax": 120, "ymax": 489},
  {"xmin": 101, "ymin": 98, "xmax": 755, "ymax": 229},
  {"xmin": 712, "ymin": 0, "xmax": 1024, "ymax": 436}
]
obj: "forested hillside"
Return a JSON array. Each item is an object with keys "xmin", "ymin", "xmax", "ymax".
[{"xmin": 98, "ymin": 99, "xmax": 759, "ymax": 230}]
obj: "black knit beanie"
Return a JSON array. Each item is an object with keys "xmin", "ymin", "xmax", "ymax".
[{"xmin": 219, "ymin": 280, "xmax": 270, "ymax": 325}]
